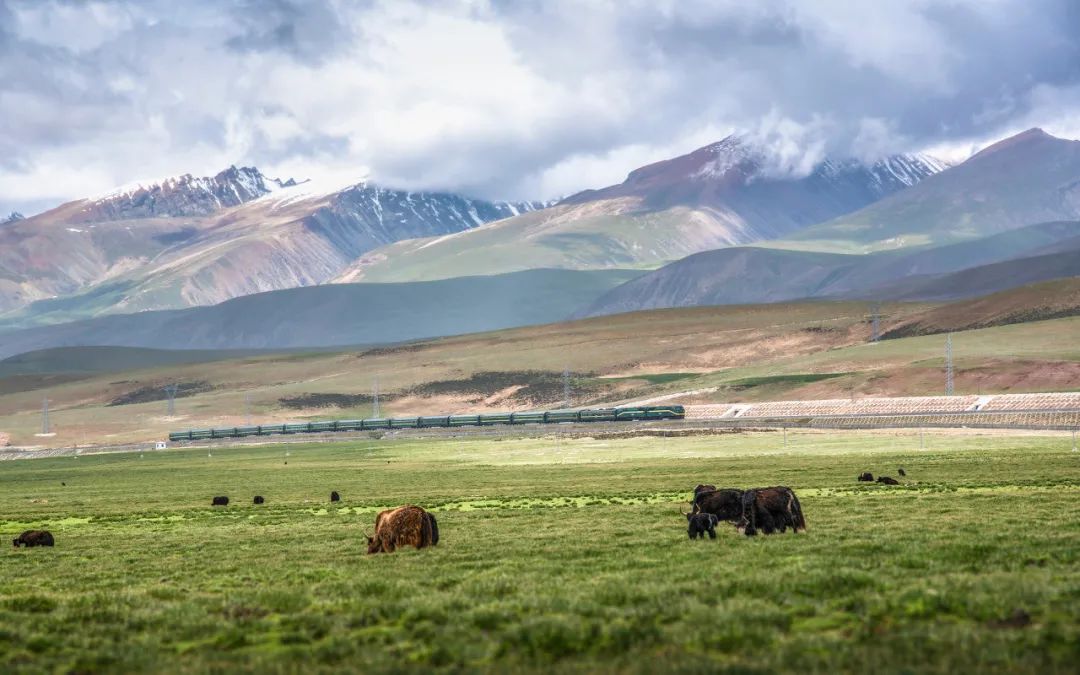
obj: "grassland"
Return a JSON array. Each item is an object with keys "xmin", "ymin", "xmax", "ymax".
[{"xmin": 2, "ymin": 430, "xmax": 1078, "ymax": 673}]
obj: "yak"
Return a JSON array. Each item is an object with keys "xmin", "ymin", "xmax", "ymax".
[
  {"xmin": 366, "ymin": 505, "xmax": 438, "ymax": 554},
  {"xmin": 694, "ymin": 488, "xmax": 745, "ymax": 523},
  {"xmin": 13, "ymin": 530, "xmax": 54, "ymax": 548},
  {"xmin": 330, "ymin": 491, "xmax": 341, "ymax": 503},
  {"xmin": 898, "ymin": 467, "xmax": 907, "ymax": 477},
  {"xmin": 685, "ymin": 512, "xmax": 719, "ymax": 540},
  {"xmin": 857, "ymin": 472, "xmax": 874, "ymax": 482},
  {"xmin": 253, "ymin": 495, "xmax": 265, "ymax": 505},
  {"xmin": 876, "ymin": 476, "xmax": 900, "ymax": 485},
  {"xmin": 211, "ymin": 496, "xmax": 229, "ymax": 506},
  {"xmin": 737, "ymin": 486, "xmax": 806, "ymax": 536}
]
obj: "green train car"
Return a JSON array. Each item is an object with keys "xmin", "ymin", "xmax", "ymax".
[{"xmin": 168, "ymin": 405, "xmax": 685, "ymax": 442}]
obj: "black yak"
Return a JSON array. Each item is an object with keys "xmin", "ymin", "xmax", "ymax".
[
  {"xmin": 685, "ymin": 512, "xmax": 719, "ymax": 540},
  {"xmin": 857, "ymin": 472, "xmax": 874, "ymax": 482},
  {"xmin": 694, "ymin": 488, "xmax": 745, "ymax": 522},
  {"xmin": 253, "ymin": 496, "xmax": 265, "ymax": 505},
  {"xmin": 330, "ymin": 491, "xmax": 341, "ymax": 503},
  {"xmin": 898, "ymin": 467, "xmax": 907, "ymax": 477},
  {"xmin": 366, "ymin": 506, "xmax": 438, "ymax": 554},
  {"xmin": 211, "ymin": 496, "xmax": 229, "ymax": 506},
  {"xmin": 13, "ymin": 530, "xmax": 54, "ymax": 548},
  {"xmin": 877, "ymin": 476, "xmax": 899, "ymax": 485},
  {"xmin": 692, "ymin": 484, "xmax": 717, "ymax": 500},
  {"xmin": 737, "ymin": 487, "xmax": 806, "ymax": 536}
]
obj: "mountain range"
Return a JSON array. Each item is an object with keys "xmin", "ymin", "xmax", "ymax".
[
  {"xmin": 340, "ymin": 136, "xmax": 947, "ymax": 283},
  {"xmin": 2, "ymin": 127, "xmax": 1079, "ymax": 360},
  {"xmin": 0, "ymin": 169, "xmax": 547, "ymax": 325}
]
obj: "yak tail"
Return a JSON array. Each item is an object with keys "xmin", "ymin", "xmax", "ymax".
[
  {"xmin": 427, "ymin": 513, "xmax": 440, "ymax": 546},
  {"xmin": 789, "ymin": 491, "xmax": 807, "ymax": 531}
]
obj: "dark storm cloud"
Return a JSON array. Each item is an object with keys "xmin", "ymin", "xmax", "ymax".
[
  {"xmin": 2, "ymin": 0, "xmax": 1080, "ymax": 216},
  {"xmin": 224, "ymin": 0, "xmax": 351, "ymax": 63}
]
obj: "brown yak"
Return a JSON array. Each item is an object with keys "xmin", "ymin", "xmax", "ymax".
[
  {"xmin": 366, "ymin": 505, "xmax": 439, "ymax": 554},
  {"xmin": 13, "ymin": 530, "xmax": 54, "ymax": 547}
]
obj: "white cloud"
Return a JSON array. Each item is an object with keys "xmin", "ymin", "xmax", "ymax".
[{"xmin": 1, "ymin": 0, "xmax": 1079, "ymax": 215}]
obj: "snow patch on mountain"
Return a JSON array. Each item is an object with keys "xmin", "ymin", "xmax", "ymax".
[{"xmin": 692, "ymin": 136, "xmax": 761, "ymax": 179}]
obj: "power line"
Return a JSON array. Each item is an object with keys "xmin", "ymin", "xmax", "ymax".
[
  {"xmin": 372, "ymin": 376, "xmax": 380, "ymax": 418},
  {"xmin": 945, "ymin": 333, "xmax": 954, "ymax": 396},
  {"xmin": 164, "ymin": 383, "xmax": 179, "ymax": 416},
  {"xmin": 563, "ymin": 367, "xmax": 571, "ymax": 409},
  {"xmin": 41, "ymin": 396, "xmax": 51, "ymax": 434}
]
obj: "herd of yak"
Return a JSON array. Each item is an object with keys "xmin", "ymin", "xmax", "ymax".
[
  {"xmin": 204, "ymin": 491, "xmax": 440, "ymax": 554},
  {"xmin": 12, "ymin": 467, "xmax": 908, "ymax": 553},
  {"xmin": 686, "ymin": 484, "xmax": 807, "ymax": 539}
]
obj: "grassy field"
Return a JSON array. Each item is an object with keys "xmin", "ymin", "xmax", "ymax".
[{"xmin": 2, "ymin": 430, "xmax": 1078, "ymax": 673}]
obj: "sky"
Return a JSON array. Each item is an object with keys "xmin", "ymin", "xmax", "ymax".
[{"xmin": 3, "ymin": 0, "xmax": 1080, "ymax": 216}]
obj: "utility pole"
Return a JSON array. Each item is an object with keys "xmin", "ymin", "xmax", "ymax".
[
  {"xmin": 164, "ymin": 383, "xmax": 179, "ymax": 416},
  {"xmin": 372, "ymin": 376, "xmax": 380, "ymax": 418},
  {"xmin": 41, "ymin": 396, "xmax": 51, "ymax": 434},
  {"xmin": 870, "ymin": 302, "xmax": 881, "ymax": 343},
  {"xmin": 945, "ymin": 333, "xmax": 954, "ymax": 396},
  {"xmin": 245, "ymin": 392, "xmax": 252, "ymax": 426},
  {"xmin": 563, "ymin": 367, "xmax": 571, "ymax": 409}
]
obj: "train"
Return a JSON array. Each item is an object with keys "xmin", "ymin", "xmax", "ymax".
[{"xmin": 167, "ymin": 405, "xmax": 685, "ymax": 442}]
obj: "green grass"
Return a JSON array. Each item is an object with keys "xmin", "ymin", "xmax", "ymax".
[
  {"xmin": 2, "ymin": 431, "xmax": 1078, "ymax": 673},
  {"xmin": 604, "ymin": 372, "xmax": 701, "ymax": 385},
  {"xmin": 724, "ymin": 372, "xmax": 850, "ymax": 389}
]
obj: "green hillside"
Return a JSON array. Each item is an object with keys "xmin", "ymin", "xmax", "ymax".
[{"xmin": 0, "ymin": 268, "xmax": 644, "ymax": 360}]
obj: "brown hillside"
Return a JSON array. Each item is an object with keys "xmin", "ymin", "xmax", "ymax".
[{"xmin": 882, "ymin": 277, "xmax": 1080, "ymax": 338}]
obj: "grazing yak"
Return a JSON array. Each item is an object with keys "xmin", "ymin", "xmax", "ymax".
[
  {"xmin": 366, "ymin": 505, "xmax": 438, "ymax": 554},
  {"xmin": 685, "ymin": 512, "xmax": 719, "ymax": 540},
  {"xmin": 13, "ymin": 530, "xmax": 54, "ymax": 548},
  {"xmin": 737, "ymin": 486, "xmax": 806, "ymax": 536},
  {"xmin": 857, "ymin": 472, "xmax": 874, "ymax": 482},
  {"xmin": 253, "ymin": 496, "xmax": 265, "ymax": 505},
  {"xmin": 211, "ymin": 496, "xmax": 229, "ymax": 506},
  {"xmin": 898, "ymin": 467, "xmax": 907, "ymax": 477},
  {"xmin": 330, "ymin": 491, "xmax": 341, "ymax": 503},
  {"xmin": 876, "ymin": 476, "xmax": 900, "ymax": 485},
  {"xmin": 693, "ymin": 488, "xmax": 745, "ymax": 523}
]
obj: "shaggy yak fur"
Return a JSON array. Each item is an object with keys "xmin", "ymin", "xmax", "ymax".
[
  {"xmin": 737, "ymin": 486, "xmax": 807, "ymax": 536},
  {"xmin": 694, "ymin": 488, "xmax": 745, "ymax": 522},
  {"xmin": 876, "ymin": 476, "xmax": 900, "ymax": 485},
  {"xmin": 253, "ymin": 495, "xmax": 265, "ymax": 505},
  {"xmin": 857, "ymin": 472, "xmax": 874, "ymax": 482},
  {"xmin": 686, "ymin": 512, "xmax": 719, "ymax": 540},
  {"xmin": 13, "ymin": 530, "xmax": 54, "ymax": 547},
  {"xmin": 211, "ymin": 496, "xmax": 229, "ymax": 506},
  {"xmin": 366, "ymin": 505, "xmax": 439, "ymax": 554},
  {"xmin": 330, "ymin": 491, "xmax": 341, "ymax": 503}
]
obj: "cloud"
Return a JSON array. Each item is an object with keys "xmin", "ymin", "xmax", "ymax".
[{"xmin": 1, "ymin": 0, "xmax": 1080, "ymax": 215}]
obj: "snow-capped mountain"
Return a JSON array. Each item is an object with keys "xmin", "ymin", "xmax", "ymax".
[
  {"xmin": 0, "ymin": 168, "xmax": 549, "ymax": 319},
  {"xmin": 561, "ymin": 134, "xmax": 948, "ymax": 228},
  {"xmin": 1, "ymin": 211, "xmax": 24, "ymax": 225},
  {"xmin": 343, "ymin": 136, "xmax": 951, "ymax": 284},
  {"xmin": 76, "ymin": 166, "xmax": 296, "ymax": 222}
]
